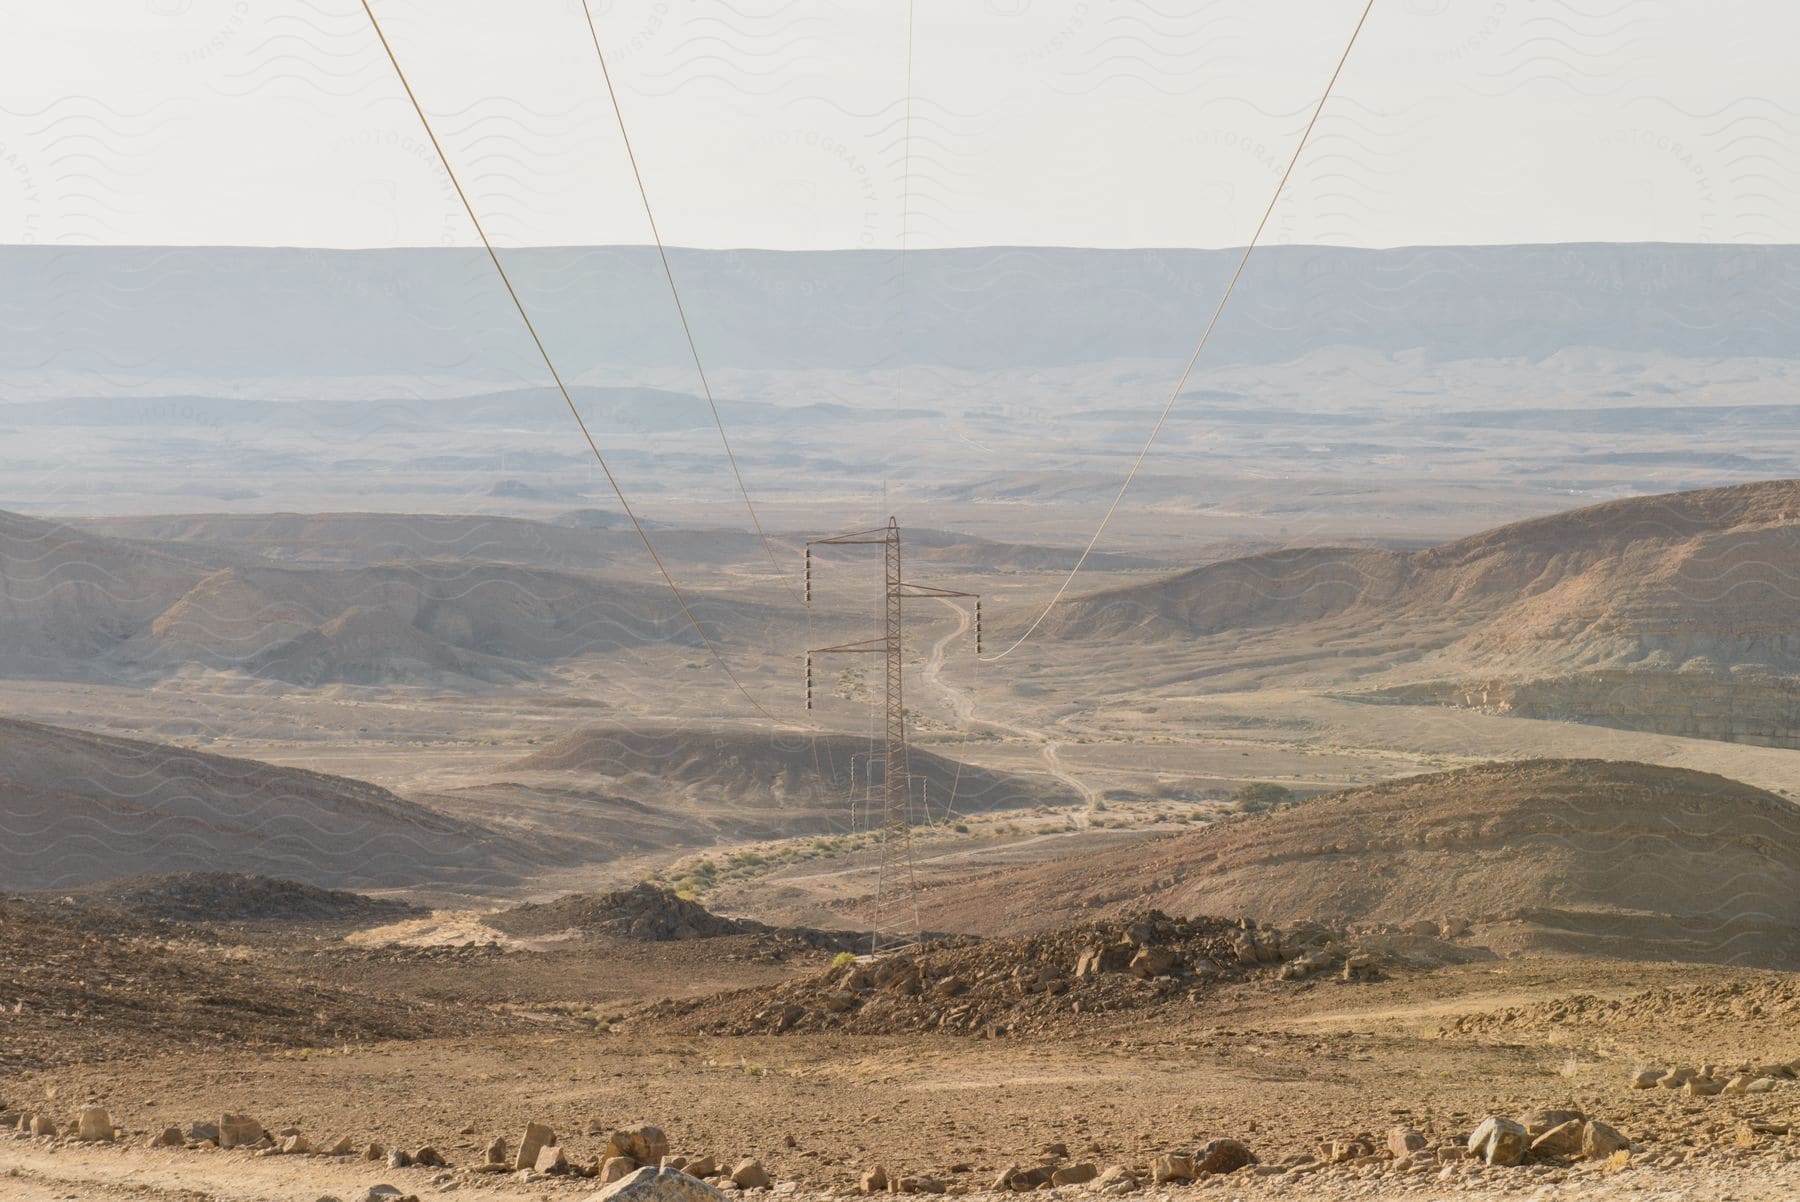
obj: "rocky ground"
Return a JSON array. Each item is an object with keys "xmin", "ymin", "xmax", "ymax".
[{"xmin": 4, "ymin": 883, "xmax": 1800, "ymax": 1201}]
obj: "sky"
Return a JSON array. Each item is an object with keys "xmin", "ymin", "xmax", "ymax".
[{"xmin": 3, "ymin": 1, "xmax": 1796, "ymax": 249}]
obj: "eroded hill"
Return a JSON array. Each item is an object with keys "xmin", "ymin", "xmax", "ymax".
[
  {"xmin": 0, "ymin": 717, "xmax": 546, "ymax": 892},
  {"xmin": 902, "ymin": 759, "xmax": 1800, "ymax": 968},
  {"xmin": 1023, "ymin": 479, "xmax": 1800, "ymax": 746}
]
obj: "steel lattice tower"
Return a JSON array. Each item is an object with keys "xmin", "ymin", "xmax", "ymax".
[{"xmin": 806, "ymin": 517, "xmax": 980, "ymax": 952}]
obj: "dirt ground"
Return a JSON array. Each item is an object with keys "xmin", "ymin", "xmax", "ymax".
[{"xmin": 6, "ymin": 940, "xmax": 1800, "ymax": 1201}]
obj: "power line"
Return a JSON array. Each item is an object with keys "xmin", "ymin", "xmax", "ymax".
[
  {"xmin": 575, "ymin": 0, "xmax": 801, "ymax": 604},
  {"xmin": 358, "ymin": 0, "xmax": 782, "ymax": 724},
  {"xmin": 983, "ymin": 0, "xmax": 1380, "ymax": 662}
]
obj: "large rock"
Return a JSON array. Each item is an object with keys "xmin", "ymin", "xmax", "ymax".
[
  {"xmin": 1387, "ymin": 1128, "xmax": 1427, "ymax": 1158},
  {"xmin": 1468, "ymin": 1117, "xmax": 1528, "ymax": 1167},
  {"xmin": 1530, "ymin": 1120, "xmax": 1585, "ymax": 1158},
  {"xmin": 606, "ymin": 1125, "xmax": 671, "ymax": 1166},
  {"xmin": 28, "ymin": 1114, "xmax": 57, "ymax": 1138},
  {"xmin": 219, "ymin": 1113, "xmax": 264, "ymax": 1150},
  {"xmin": 1128, "ymin": 946, "xmax": 1177, "ymax": 979},
  {"xmin": 1051, "ymin": 1163, "xmax": 1098, "ymax": 1186},
  {"xmin": 1194, "ymin": 1139, "xmax": 1253, "ymax": 1174},
  {"xmin": 486, "ymin": 1136, "xmax": 508, "ymax": 1165},
  {"xmin": 600, "ymin": 1157, "xmax": 640, "ymax": 1183},
  {"xmin": 516, "ymin": 1122, "xmax": 555, "ymax": 1171},
  {"xmin": 592, "ymin": 1166, "xmax": 729, "ymax": 1202},
  {"xmin": 1150, "ymin": 1153, "xmax": 1194, "ymax": 1183},
  {"xmin": 1522, "ymin": 1109, "xmax": 1583, "ymax": 1137},
  {"xmin": 1582, "ymin": 1121, "xmax": 1629, "ymax": 1159},
  {"xmin": 75, "ymin": 1106, "xmax": 113, "ymax": 1142},
  {"xmin": 730, "ymin": 1159, "xmax": 771, "ymax": 1189}
]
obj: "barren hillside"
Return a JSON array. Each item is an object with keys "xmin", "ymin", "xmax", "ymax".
[
  {"xmin": 1024, "ymin": 479, "xmax": 1800, "ymax": 745},
  {"xmin": 0, "ymin": 507, "xmax": 793, "ymax": 687},
  {"xmin": 508, "ymin": 725, "xmax": 1080, "ymax": 838},
  {"xmin": 0, "ymin": 718, "xmax": 544, "ymax": 892},
  {"xmin": 905, "ymin": 759, "xmax": 1800, "ymax": 967}
]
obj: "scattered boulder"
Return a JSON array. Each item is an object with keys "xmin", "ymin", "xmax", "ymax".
[
  {"xmin": 730, "ymin": 1158, "xmax": 771, "ymax": 1189},
  {"xmin": 386, "ymin": 1148, "xmax": 412, "ymax": 1169},
  {"xmin": 281, "ymin": 1134, "xmax": 313, "ymax": 1155},
  {"xmin": 187, "ymin": 1121, "xmax": 220, "ymax": 1143},
  {"xmin": 414, "ymin": 1146, "xmax": 447, "ymax": 1168},
  {"xmin": 1095, "ymin": 1165, "xmax": 1138, "ymax": 1195},
  {"xmin": 1468, "ymin": 1117, "xmax": 1528, "ymax": 1167},
  {"xmin": 593, "ymin": 1166, "xmax": 729, "ymax": 1202},
  {"xmin": 1150, "ymin": 1153, "xmax": 1194, "ymax": 1183},
  {"xmin": 515, "ymin": 1121, "xmax": 555, "ymax": 1171},
  {"xmin": 28, "ymin": 1114, "xmax": 56, "ymax": 1138},
  {"xmin": 324, "ymin": 1134, "xmax": 354, "ymax": 1156},
  {"xmin": 1522, "ymin": 1109, "xmax": 1583, "ymax": 1137},
  {"xmin": 1387, "ymin": 1127, "xmax": 1427, "ymax": 1158},
  {"xmin": 536, "ymin": 1145, "xmax": 569, "ymax": 1175},
  {"xmin": 600, "ymin": 1157, "xmax": 640, "ymax": 1184},
  {"xmin": 219, "ymin": 1113, "xmax": 263, "ymax": 1150},
  {"xmin": 152, "ymin": 1126, "xmax": 184, "ymax": 1147},
  {"xmin": 1530, "ymin": 1120, "xmax": 1585, "ymax": 1158},
  {"xmin": 1684, "ymin": 1076, "xmax": 1724, "ymax": 1098},
  {"xmin": 1746, "ymin": 1077, "xmax": 1780, "ymax": 1094},
  {"xmin": 1128, "ymin": 946, "xmax": 1177, "ymax": 978},
  {"xmin": 1051, "ymin": 1163, "xmax": 1097, "ymax": 1186},
  {"xmin": 486, "ymin": 1136, "xmax": 508, "ymax": 1165},
  {"xmin": 894, "ymin": 1175, "xmax": 945, "ymax": 1194},
  {"xmin": 1629, "ymin": 1068, "xmax": 1663, "ymax": 1089},
  {"xmin": 363, "ymin": 1142, "xmax": 386, "ymax": 1161},
  {"xmin": 857, "ymin": 1166, "xmax": 888, "ymax": 1193},
  {"xmin": 1194, "ymin": 1138, "xmax": 1253, "ymax": 1174},
  {"xmin": 1583, "ymin": 1122, "xmax": 1629, "ymax": 1160},
  {"xmin": 685, "ymin": 1154, "xmax": 720, "ymax": 1178},
  {"xmin": 75, "ymin": 1106, "xmax": 113, "ymax": 1142},
  {"xmin": 607, "ymin": 1125, "xmax": 671, "ymax": 1166}
]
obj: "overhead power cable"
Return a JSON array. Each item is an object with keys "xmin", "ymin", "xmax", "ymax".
[
  {"xmin": 575, "ymin": 0, "xmax": 801, "ymax": 603},
  {"xmin": 983, "ymin": 0, "xmax": 1380, "ymax": 662},
  {"xmin": 358, "ymin": 0, "xmax": 782, "ymax": 724}
]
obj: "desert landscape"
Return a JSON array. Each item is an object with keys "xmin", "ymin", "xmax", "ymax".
[
  {"xmin": 5, "ymin": 461, "xmax": 1800, "ymax": 1201},
  {"xmin": 7, "ymin": 5, "xmax": 1800, "ymax": 1195}
]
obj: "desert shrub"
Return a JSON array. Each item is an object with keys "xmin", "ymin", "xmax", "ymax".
[{"xmin": 1230, "ymin": 782, "xmax": 1295, "ymax": 812}]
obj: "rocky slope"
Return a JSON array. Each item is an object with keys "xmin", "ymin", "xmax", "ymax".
[{"xmin": 896, "ymin": 759, "xmax": 1800, "ymax": 968}]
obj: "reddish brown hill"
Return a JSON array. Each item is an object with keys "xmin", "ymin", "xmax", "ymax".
[{"xmin": 907, "ymin": 759, "xmax": 1800, "ymax": 968}]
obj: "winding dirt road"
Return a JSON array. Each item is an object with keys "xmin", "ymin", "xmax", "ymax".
[{"xmin": 920, "ymin": 598, "xmax": 1096, "ymax": 812}]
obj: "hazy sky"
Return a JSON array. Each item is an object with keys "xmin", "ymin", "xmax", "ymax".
[{"xmin": 4, "ymin": 1, "xmax": 1796, "ymax": 249}]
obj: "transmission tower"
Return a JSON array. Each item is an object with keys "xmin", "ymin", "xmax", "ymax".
[{"xmin": 805, "ymin": 517, "xmax": 980, "ymax": 953}]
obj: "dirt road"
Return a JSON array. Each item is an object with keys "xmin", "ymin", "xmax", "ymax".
[{"xmin": 922, "ymin": 599, "xmax": 1096, "ymax": 812}]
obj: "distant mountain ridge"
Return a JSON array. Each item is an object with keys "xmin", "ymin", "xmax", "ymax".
[{"xmin": 3, "ymin": 244, "xmax": 1796, "ymax": 382}]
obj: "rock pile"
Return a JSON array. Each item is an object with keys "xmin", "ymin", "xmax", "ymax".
[
  {"xmin": 1629, "ymin": 1061, "xmax": 1798, "ymax": 1096},
  {"xmin": 1443, "ymin": 978, "xmax": 1800, "ymax": 1039},
  {"xmin": 487, "ymin": 883, "xmax": 856, "ymax": 952},
  {"xmin": 646, "ymin": 913, "xmax": 1389, "ymax": 1037}
]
